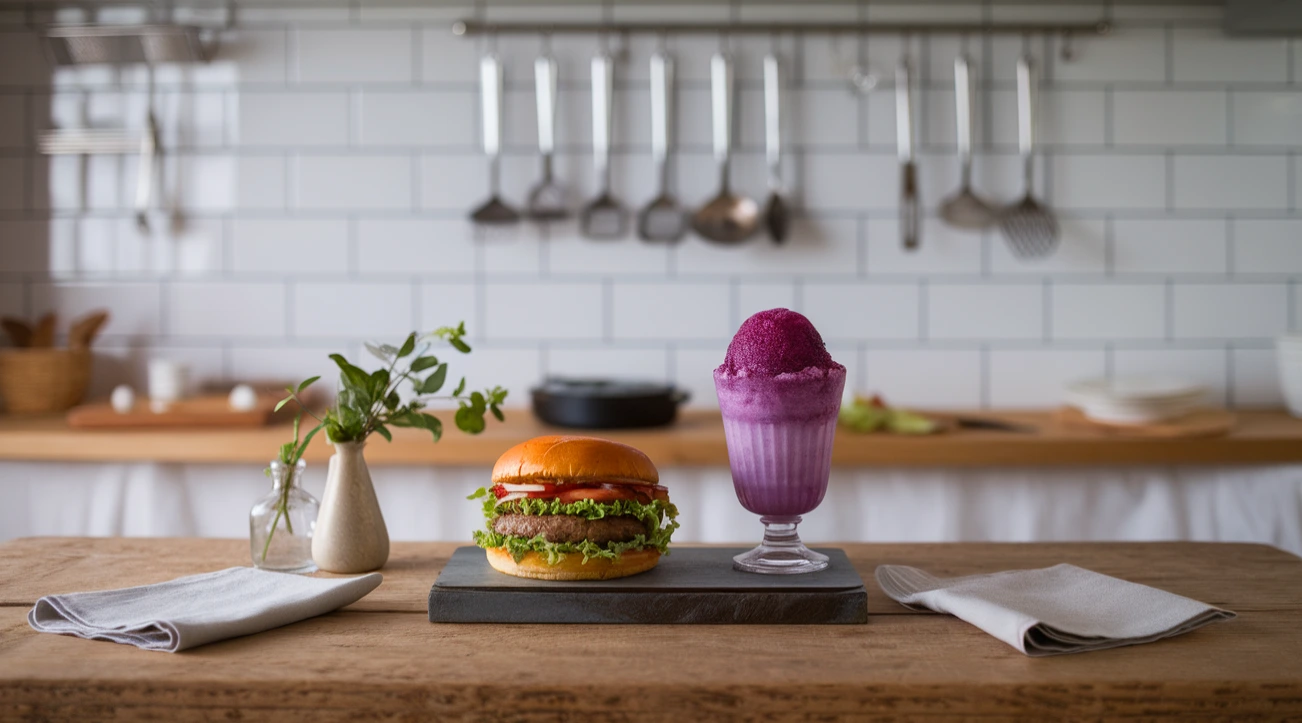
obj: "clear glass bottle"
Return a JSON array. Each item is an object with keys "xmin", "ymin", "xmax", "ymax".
[{"xmin": 250, "ymin": 459, "xmax": 320, "ymax": 574}]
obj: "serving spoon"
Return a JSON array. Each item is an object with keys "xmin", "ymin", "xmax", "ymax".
[
  {"xmin": 636, "ymin": 51, "xmax": 687, "ymax": 242},
  {"xmin": 762, "ymin": 52, "xmax": 791, "ymax": 244},
  {"xmin": 692, "ymin": 52, "xmax": 758, "ymax": 244},
  {"xmin": 939, "ymin": 55, "xmax": 996, "ymax": 231}
]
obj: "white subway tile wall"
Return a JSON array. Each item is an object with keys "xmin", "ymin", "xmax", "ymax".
[{"xmin": 3, "ymin": 2, "xmax": 1300, "ymax": 409}]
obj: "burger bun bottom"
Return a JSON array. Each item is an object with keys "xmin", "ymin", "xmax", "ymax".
[{"xmin": 485, "ymin": 546, "xmax": 660, "ymax": 580}]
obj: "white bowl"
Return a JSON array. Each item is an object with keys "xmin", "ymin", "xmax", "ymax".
[{"xmin": 1065, "ymin": 376, "xmax": 1205, "ymax": 425}]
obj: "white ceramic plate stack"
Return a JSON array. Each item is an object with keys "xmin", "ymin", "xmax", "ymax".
[
  {"xmin": 1064, "ymin": 377, "xmax": 1206, "ymax": 426},
  {"xmin": 1277, "ymin": 335, "xmax": 1302, "ymax": 418}
]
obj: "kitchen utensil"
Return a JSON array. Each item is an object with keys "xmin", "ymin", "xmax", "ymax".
[
  {"xmin": 430, "ymin": 546, "xmax": 867, "ymax": 624},
  {"xmin": 67, "ymin": 310, "xmax": 109, "ymax": 350},
  {"xmin": 692, "ymin": 53, "xmax": 759, "ymax": 244},
  {"xmin": 470, "ymin": 53, "xmax": 520, "ymax": 226},
  {"xmin": 531, "ymin": 377, "xmax": 690, "ymax": 429},
  {"xmin": 526, "ymin": 54, "xmax": 566, "ymax": 221},
  {"xmin": 762, "ymin": 52, "xmax": 791, "ymax": 244},
  {"xmin": 999, "ymin": 54, "xmax": 1059, "ymax": 258},
  {"xmin": 939, "ymin": 55, "xmax": 996, "ymax": 231},
  {"xmin": 135, "ymin": 110, "xmax": 158, "ymax": 233},
  {"xmin": 895, "ymin": 58, "xmax": 919, "ymax": 251},
  {"xmin": 1055, "ymin": 406, "xmax": 1235, "ymax": 438},
  {"xmin": 951, "ymin": 416, "xmax": 1037, "ymax": 433},
  {"xmin": 579, "ymin": 53, "xmax": 625, "ymax": 239},
  {"xmin": 636, "ymin": 51, "xmax": 687, "ymax": 242},
  {"xmin": 1, "ymin": 317, "xmax": 32, "ymax": 348},
  {"xmin": 30, "ymin": 313, "xmax": 57, "ymax": 348}
]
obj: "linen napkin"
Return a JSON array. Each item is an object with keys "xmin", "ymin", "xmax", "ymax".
[
  {"xmin": 28, "ymin": 567, "xmax": 382, "ymax": 653},
  {"xmin": 875, "ymin": 563, "xmax": 1234, "ymax": 657}
]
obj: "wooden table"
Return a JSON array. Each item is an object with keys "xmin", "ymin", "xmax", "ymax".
[
  {"xmin": 3, "ymin": 409, "xmax": 1302, "ymax": 467},
  {"xmin": 2, "ymin": 538, "xmax": 1300, "ymax": 720}
]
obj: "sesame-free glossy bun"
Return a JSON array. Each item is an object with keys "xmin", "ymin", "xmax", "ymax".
[
  {"xmin": 491, "ymin": 435, "xmax": 659, "ymax": 486},
  {"xmin": 484, "ymin": 546, "xmax": 661, "ymax": 580}
]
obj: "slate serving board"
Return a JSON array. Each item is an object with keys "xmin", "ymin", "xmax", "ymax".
[{"xmin": 428, "ymin": 546, "xmax": 868, "ymax": 625}]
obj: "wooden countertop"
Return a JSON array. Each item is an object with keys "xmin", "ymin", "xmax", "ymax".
[
  {"xmin": 3, "ymin": 408, "xmax": 1302, "ymax": 468},
  {"xmin": 1, "ymin": 537, "xmax": 1299, "ymax": 720}
]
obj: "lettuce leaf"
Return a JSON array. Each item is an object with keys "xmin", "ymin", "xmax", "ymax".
[
  {"xmin": 466, "ymin": 487, "xmax": 680, "ymax": 565},
  {"xmin": 472, "ymin": 527, "xmax": 676, "ymax": 565}
]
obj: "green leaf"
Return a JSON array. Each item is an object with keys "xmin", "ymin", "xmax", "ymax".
[
  {"xmin": 296, "ymin": 376, "xmax": 320, "ymax": 394},
  {"xmin": 370, "ymin": 368, "xmax": 390, "ymax": 395},
  {"xmin": 274, "ymin": 395, "xmax": 293, "ymax": 413},
  {"xmin": 452, "ymin": 377, "xmax": 466, "ymax": 396},
  {"xmin": 417, "ymin": 364, "xmax": 448, "ymax": 395},
  {"xmin": 455, "ymin": 404, "xmax": 486, "ymax": 434},
  {"xmin": 330, "ymin": 354, "xmax": 370, "ymax": 392},
  {"xmin": 421, "ymin": 413, "xmax": 443, "ymax": 442},
  {"xmin": 293, "ymin": 423, "xmax": 324, "ymax": 462},
  {"xmin": 384, "ymin": 390, "xmax": 400, "ymax": 411},
  {"xmin": 374, "ymin": 424, "xmax": 392, "ymax": 442},
  {"xmin": 450, "ymin": 337, "xmax": 471, "ymax": 354},
  {"xmin": 397, "ymin": 332, "xmax": 416, "ymax": 359},
  {"xmin": 491, "ymin": 404, "xmax": 505, "ymax": 422},
  {"xmin": 470, "ymin": 391, "xmax": 486, "ymax": 412},
  {"xmin": 410, "ymin": 356, "xmax": 439, "ymax": 372}
]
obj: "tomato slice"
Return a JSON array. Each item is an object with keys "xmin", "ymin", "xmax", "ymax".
[{"xmin": 554, "ymin": 487, "xmax": 639, "ymax": 503}]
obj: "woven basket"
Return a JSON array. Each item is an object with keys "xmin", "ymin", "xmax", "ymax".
[{"xmin": 0, "ymin": 348, "xmax": 92, "ymax": 413}]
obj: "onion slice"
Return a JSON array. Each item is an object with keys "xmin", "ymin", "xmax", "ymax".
[
  {"xmin": 497, "ymin": 483, "xmax": 549, "ymax": 493},
  {"xmin": 494, "ymin": 492, "xmax": 529, "ymax": 505}
]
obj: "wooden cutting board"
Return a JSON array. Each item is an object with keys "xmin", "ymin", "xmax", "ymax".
[
  {"xmin": 1054, "ymin": 406, "xmax": 1237, "ymax": 438},
  {"xmin": 428, "ymin": 546, "xmax": 869, "ymax": 624},
  {"xmin": 67, "ymin": 393, "xmax": 281, "ymax": 429}
]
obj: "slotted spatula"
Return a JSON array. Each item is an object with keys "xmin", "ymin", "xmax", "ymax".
[{"xmin": 999, "ymin": 54, "xmax": 1059, "ymax": 258}]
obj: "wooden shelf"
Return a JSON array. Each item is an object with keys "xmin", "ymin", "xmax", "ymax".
[{"xmin": 2, "ymin": 408, "xmax": 1302, "ymax": 467}]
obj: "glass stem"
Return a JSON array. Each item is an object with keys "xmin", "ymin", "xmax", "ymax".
[{"xmin": 760, "ymin": 516, "xmax": 804, "ymax": 548}]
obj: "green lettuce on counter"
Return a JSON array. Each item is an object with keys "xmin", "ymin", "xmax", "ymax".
[{"xmin": 466, "ymin": 487, "xmax": 680, "ymax": 564}]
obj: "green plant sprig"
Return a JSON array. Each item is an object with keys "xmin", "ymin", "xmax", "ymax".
[
  {"xmin": 274, "ymin": 323, "xmax": 509, "ymax": 447},
  {"xmin": 260, "ymin": 411, "xmax": 320, "ymax": 562}
]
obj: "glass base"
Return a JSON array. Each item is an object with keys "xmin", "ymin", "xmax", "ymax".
[
  {"xmin": 254, "ymin": 560, "xmax": 318, "ymax": 575},
  {"xmin": 733, "ymin": 516, "xmax": 829, "ymax": 575}
]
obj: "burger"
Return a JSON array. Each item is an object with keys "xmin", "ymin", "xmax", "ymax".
[{"xmin": 469, "ymin": 435, "xmax": 678, "ymax": 580}]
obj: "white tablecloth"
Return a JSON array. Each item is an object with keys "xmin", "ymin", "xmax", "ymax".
[{"xmin": 3, "ymin": 463, "xmax": 1301, "ymax": 555}]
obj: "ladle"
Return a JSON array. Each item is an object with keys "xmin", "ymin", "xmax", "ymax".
[
  {"xmin": 469, "ymin": 53, "xmax": 520, "ymax": 226},
  {"xmin": 939, "ymin": 54, "xmax": 996, "ymax": 231},
  {"xmin": 691, "ymin": 52, "xmax": 758, "ymax": 244}
]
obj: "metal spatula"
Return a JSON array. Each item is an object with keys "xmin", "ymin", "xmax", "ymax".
[
  {"xmin": 895, "ymin": 58, "xmax": 919, "ymax": 251},
  {"xmin": 637, "ymin": 51, "xmax": 687, "ymax": 242},
  {"xmin": 526, "ymin": 53, "xmax": 566, "ymax": 221},
  {"xmin": 470, "ymin": 53, "xmax": 520, "ymax": 226},
  {"xmin": 580, "ymin": 53, "xmax": 626, "ymax": 239},
  {"xmin": 999, "ymin": 54, "xmax": 1059, "ymax": 258}
]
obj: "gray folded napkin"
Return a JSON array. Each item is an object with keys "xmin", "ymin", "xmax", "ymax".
[
  {"xmin": 876, "ymin": 563, "xmax": 1234, "ymax": 657},
  {"xmin": 29, "ymin": 567, "xmax": 382, "ymax": 652}
]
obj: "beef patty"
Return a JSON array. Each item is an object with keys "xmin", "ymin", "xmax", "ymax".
[{"xmin": 492, "ymin": 514, "xmax": 648, "ymax": 545}]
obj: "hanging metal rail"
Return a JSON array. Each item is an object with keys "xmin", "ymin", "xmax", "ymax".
[{"xmin": 450, "ymin": 20, "xmax": 1112, "ymax": 37}]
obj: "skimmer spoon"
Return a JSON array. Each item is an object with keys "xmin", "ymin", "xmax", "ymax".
[
  {"xmin": 999, "ymin": 54, "xmax": 1059, "ymax": 258},
  {"xmin": 939, "ymin": 55, "xmax": 996, "ymax": 231},
  {"xmin": 526, "ymin": 53, "xmax": 567, "ymax": 221},
  {"xmin": 637, "ymin": 51, "xmax": 687, "ymax": 242},
  {"xmin": 470, "ymin": 53, "xmax": 520, "ymax": 226},
  {"xmin": 692, "ymin": 52, "xmax": 758, "ymax": 244},
  {"xmin": 579, "ymin": 53, "xmax": 626, "ymax": 239}
]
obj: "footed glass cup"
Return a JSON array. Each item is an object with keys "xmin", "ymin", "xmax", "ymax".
[{"xmin": 715, "ymin": 367, "xmax": 845, "ymax": 574}]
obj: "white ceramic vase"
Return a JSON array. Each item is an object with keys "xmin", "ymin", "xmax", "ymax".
[{"xmin": 311, "ymin": 441, "xmax": 390, "ymax": 573}]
